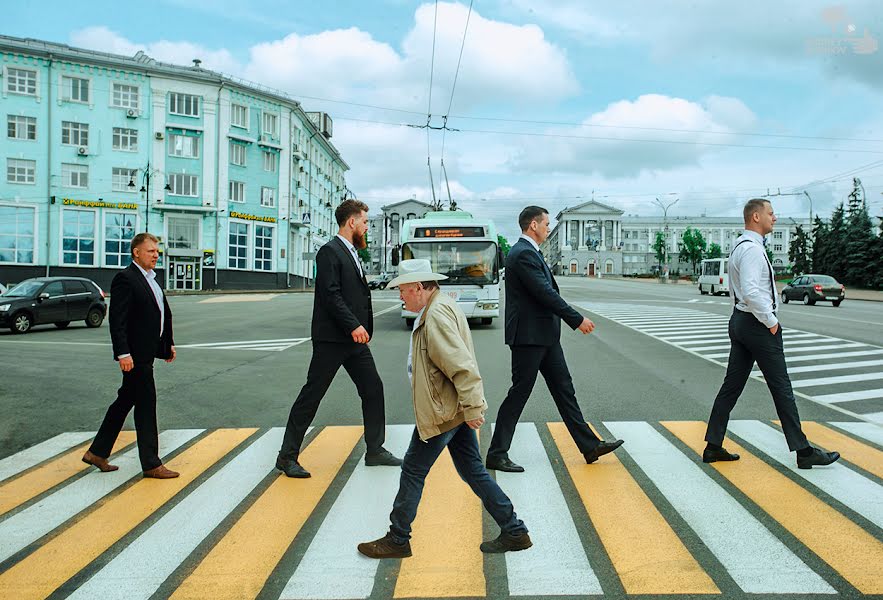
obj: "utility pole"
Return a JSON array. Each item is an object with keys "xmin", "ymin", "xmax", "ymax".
[{"xmin": 653, "ymin": 196, "xmax": 678, "ymax": 278}]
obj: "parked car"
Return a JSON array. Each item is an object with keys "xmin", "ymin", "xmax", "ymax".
[
  {"xmin": 0, "ymin": 277, "xmax": 107, "ymax": 333},
  {"xmin": 368, "ymin": 272, "xmax": 393, "ymax": 290},
  {"xmin": 781, "ymin": 274, "xmax": 845, "ymax": 307}
]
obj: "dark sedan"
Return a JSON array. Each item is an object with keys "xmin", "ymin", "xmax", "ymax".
[
  {"xmin": 782, "ymin": 274, "xmax": 845, "ymax": 307},
  {"xmin": 0, "ymin": 277, "xmax": 107, "ymax": 333},
  {"xmin": 368, "ymin": 272, "xmax": 393, "ymax": 290}
]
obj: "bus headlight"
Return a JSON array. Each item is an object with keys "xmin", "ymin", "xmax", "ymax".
[{"xmin": 479, "ymin": 302, "xmax": 498, "ymax": 310}]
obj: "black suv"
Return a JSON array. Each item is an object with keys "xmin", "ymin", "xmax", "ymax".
[{"xmin": 0, "ymin": 277, "xmax": 107, "ymax": 333}]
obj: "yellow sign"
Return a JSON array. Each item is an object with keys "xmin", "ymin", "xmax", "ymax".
[
  {"xmin": 229, "ymin": 211, "xmax": 277, "ymax": 223},
  {"xmin": 63, "ymin": 198, "xmax": 139, "ymax": 210}
]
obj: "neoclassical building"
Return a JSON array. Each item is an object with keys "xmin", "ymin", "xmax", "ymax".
[
  {"xmin": 543, "ymin": 201, "xmax": 625, "ymax": 276},
  {"xmin": 366, "ymin": 198, "xmax": 432, "ymax": 274}
]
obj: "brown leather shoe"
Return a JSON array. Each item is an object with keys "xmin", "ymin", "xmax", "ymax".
[
  {"xmin": 143, "ymin": 465, "xmax": 180, "ymax": 479},
  {"xmin": 82, "ymin": 450, "xmax": 119, "ymax": 472}
]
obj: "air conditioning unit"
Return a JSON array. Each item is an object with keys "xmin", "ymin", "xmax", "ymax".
[
  {"xmin": 259, "ymin": 134, "xmax": 271, "ymax": 144},
  {"xmin": 126, "ymin": 108, "xmax": 138, "ymax": 118},
  {"xmin": 77, "ymin": 146, "xmax": 88, "ymax": 156},
  {"xmin": 155, "ymin": 132, "xmax": 164, "ymax": 140}
]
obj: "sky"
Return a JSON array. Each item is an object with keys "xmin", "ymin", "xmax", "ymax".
[{"xmin": 6, "ymin": 1, "xmax": 883, "ymax": 241}]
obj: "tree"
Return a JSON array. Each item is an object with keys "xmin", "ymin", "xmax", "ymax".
[
  {"xmin": 497, "ymin": 234, "xmax": 511, "ymax": 257},
  {"xmin": 845, "ymin": 200, "xmax": 875, "ymax": 287},
  {"xmin": 811, "ymin": 216, "xmax": 829, "ymax": 275},
  {"xmin": 652, "ymin": 231, "xmax": 666, "ymax": 272},
  {"xmin": 826, "ymin": 203, "xmax": 847, "ymax": 281},
  {"xmin": 707, "ymin": 243, "xmax": 723, "ymax": 259},
  {"xmin": 678, "ymin": 227, "xmax": 707, "ymax": 274},
  {"xmin": 788, "ymin": 224, "xmax": 812, "ymax": 276}
]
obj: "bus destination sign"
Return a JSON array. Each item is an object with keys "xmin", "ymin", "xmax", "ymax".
[{"xmin": 415, "ymin": 226, "xmax": 485, "ymax": 238}]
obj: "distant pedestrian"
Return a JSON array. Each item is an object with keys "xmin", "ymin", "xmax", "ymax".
[
  {"xmin": 704, "ymin": 199, "xmax": 839, "ymax": 469},
  {"xmin": 83, "ymin": 233, "xmax": 179, "ymax": 479},
  {"xmin": 358, "ymin": 259, "xmax": 530, "ymax": 558}
]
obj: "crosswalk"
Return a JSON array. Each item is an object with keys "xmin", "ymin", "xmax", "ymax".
[
  {"xmin": 0, "ymin": 423, "xmax": 880, "ymax": 599},
  {"xmin": 175, "ymin": 338, "xmax": 311, "ymax": 352},
  {"xmin": 579, "ymin": 303, "xmax": 883, "ymax": 424}
]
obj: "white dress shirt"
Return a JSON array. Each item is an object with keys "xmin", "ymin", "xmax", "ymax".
[
  {"xmin": 519, "ymin": 234, "xmax": 540, "ymax": 252},
  {"xmin": 730, "ymin": 230, "xmax": 778, "ymax": 329},
  {"xmin": 118, "ymin": 262, "xmax": 165, "ymax": 359},
  {"xmin": 407, "ymin": 306, "xmax": 426, "ymax": 385},
  {"xmin": 337, "ymin": 234, "xmax": 363, "ymax": 276}
]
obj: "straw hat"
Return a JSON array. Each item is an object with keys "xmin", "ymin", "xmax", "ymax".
[{"xmin": 386, "ymin": 258, "xmax": 448, "ymax": 288}]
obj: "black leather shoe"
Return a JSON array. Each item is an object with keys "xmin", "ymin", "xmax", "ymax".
[
  {"xmin": 358, "ymin": 533, "xmax": 412, "ymax": 559},
  {"xmin": 583, "ymin": 439, "xmax": 624, "ymax": 464},
  {"xmin": 365, "ymin": 448, "xmax": 403, "ymax": 467},
  {"xmin": 797, "ymin": 447, "xmax": 840, "ymax": 470},
  {"xmin": 480, "ymin": 531, "xmax": 532, "ymax": 554},
  {"xmin": 276, "ymin": 457, "xmax": 311, "ymax": 478},
  {"xmin": 703, "ymin": 445, "xmax": 740, "ymax": 463},
  {"xmin": 486, "ymin": 457, "xmax": 525, "ymax": 473}
]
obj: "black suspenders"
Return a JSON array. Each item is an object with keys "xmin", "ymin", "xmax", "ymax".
[{"xmin": 731, "ymin": 238, "xmax": 777, "ymax": 310}]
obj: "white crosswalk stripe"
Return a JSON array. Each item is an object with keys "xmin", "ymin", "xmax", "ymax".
[
  {"xmin": 580, "ymin": 302, "xmax": 883, "ymax": 423},
  {"xmin": 176, "ymin": 338, "xmax": 311, "ymax": 352}
]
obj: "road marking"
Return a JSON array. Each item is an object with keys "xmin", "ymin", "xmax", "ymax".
[
  {"xmin": 170, "ymin": 427, "xmax": 360, "ymax": 600},
  {"xmin": 815, "ymin": 389, "xmax": 883, "ymax": 404},
  {"xmin": 706, "ymin": 342, "xmax": 866, "ymax": 359},
  {"xmin": 549, "ymin": 423, "xmax": 717, "ymax": 595},
  {"xmin": 198, "ymin": 294, "xmax": 281, "ymax": 303},
  {"xmin": 664, "ymin": 421, "xmax": 883, "ymax": 595},
  {"xmin": 603, "ymin": 421, "xmax": 834, "ymax": 594},
  {"xmin": 783, "ymin": 349, "xmax": 883, "ymax": 363},
  {"xmin": 785, "ymin": 359, "xmax": 883, "ymax": 374},
  {"xmin": 0, "ymin": 431, "xmax": 136, "ymax": 517},
  {"xmin": 791, "ymin": 372, "xmax": 883, "ymax": 389},
  {"xmin": 496, "ymin": 423, "xmax": 602, "ymax": 596},
  {"xmin": 394, "ymin": 434, "xmax": 485, "ymax": 598},
  {"xmin": 0, "ymin": 429, "xmax": 254, "ymax": 600},
  {"xmin": 281, "ymin": 426, "xmax": 413, "ymax": 600},
  {"xmin": 830, "ymin": 421, "xmax": 883, "ymax": 446},
  {"xmin": 728, "ymin": 420, "xmax": 883, "ymax": 530},
  {"xmin": 792, "ymin": 421, "xmax": 883, "ymax": 480},
  {"xmin": 0, "ymin": 432, "xmax": 94, "ymax": 484},
  {"xmin": 0, "ymin": 430, "xmax": 201, "ymax": 564}
]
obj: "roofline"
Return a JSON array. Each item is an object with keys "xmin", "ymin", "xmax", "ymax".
[{"xmin": 0, "ymin": 34, "xmax": 348, "ymax": 169}]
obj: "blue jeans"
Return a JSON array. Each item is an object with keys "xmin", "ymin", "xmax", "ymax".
[{"xmin": 389, "ymin": 424, "xmax": 528, "ymax": 543}]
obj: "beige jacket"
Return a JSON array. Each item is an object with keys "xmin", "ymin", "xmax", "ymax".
[{"xmin": 411, "ymin": 289, "xmax": 488, "ymax": 441}]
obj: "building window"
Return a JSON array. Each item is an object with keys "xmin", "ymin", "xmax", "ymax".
[
  {"xmin": 605, "ymin": 259, "xmax": 614, "ymax": 274},
  {"xmin": 263, "ymin": 151, "xmax": 277, "ymax": 172},
  {"xmin": 231, "ymin": 103, "xmax": 248, "ymax": 129},
  {"xmin": 228, "ymin": 222, "xmax": 249, "ymax": 269},
  {"xmin": 260, "ymin": 187, "xmax": 275, "ymax": 207},
  {"xmin": 774, "ymin": 244, "xmax": 783, "ymax": 252},
  {"xmin": 262, "ymin": 112, "xmax": 278, "ymax": 137},
  {"xmin": 773, "ymin": 231, "xmax": 783, "ymax": 240},
  {"xmin": 0, "ymin": 205, "xmax": 35, "ymax": 263},
  {"xmin": 229, "ymin": 180, "xmax": 245, "ymax": 203},
  {"xmin": 112, "ymin": 127, "xmax": 138, "ymax": 152},
  {"xmin": 168, "ymin": 173, "xmax": 198, "ymax": 197},
  {"xmin": 104, "ymin": 212, "xmax": 136, "ymax": 267},
  {"xmin": 112, "ymin": 83, "xmax": 139, "ymax": 109},
  {"xmin": 7, "ymin": 158, "xmax": 35, "ymax": 184},
  {"xmin": 255, "ymin": 225, "xmax": 274, "ymax": 271},
  {"xmin": 167, "ymin": 217, "xmax": 199, "ymax": 249},
  {"xmin": 62, "ymin": 76, "xmax": 89, "ymax": 103},
  {"xmin": 168, "ymin": 133, "xmax": 200, "ymax": 158},
  {"xmin": 6, "ymin": 67, "xmax": 37, "ymax": 96},
  {"xmin": 62, "ymin": 121, "xmax": 89, "ymax": 146},
  {"xmin": 230, "ymin": 142, "xmax": 247, "ymax": 166},
  {"xmin": 7, "ymin": 115, "xmax": 36, "ymax": 141},
  {"xmin": 112, "ymin": 167, "xmax": 138, "ymax": 192},
  {"xmin": 62, "ymin": 163, "xmax": 89, "ymax": 188},
  {"xmin": 169, "ymin": 92, "xmax": 200, "ymax": 117},
  {"xmin": 62, "ymin": 210, "xmax": 95, "ymax": 265}
]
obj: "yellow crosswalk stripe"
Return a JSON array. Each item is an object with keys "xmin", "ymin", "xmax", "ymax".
[
  {"xmin": 780, "ymin": 421, "xmax": 883, "ymax": 480},
  {"xmin": 0, "ymin": 429, "xmax": 255, "ymax": 600},
  {"xmin": 169, "ymin": 426, "xmax": 363, "ymax": 600},
  {"xmin": 664, "ymin": 421, "xmax": 883, "ymax": 595},
  {"xmin": 394, "ymin": 440, "xmax": 485, "ymax": 598},
  {"xmin": 549, "ymin": 422, "xmax": 719, "ymax": 595},
  {"xmin": 0, "ymin": 431, "xmax": 137, "ymax": 517}
]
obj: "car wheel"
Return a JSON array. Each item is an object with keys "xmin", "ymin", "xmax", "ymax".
[
  {"xmin": 803, "ymin": 293, "xmax": 814, "ymax": 306},
  {"xmin": 782, "ymin": 294, "xmax": 789, "ymax": 304},
  {"xmin": 379, "ymin": 282, "xmax": 387, "ymax": 290},
  {"xmin": 54, "ymin": 321, "xmax": 71, "ymax": 329},
  {"xmin": 832, "ymin": 300, "xmax": 842, "ymax": 307},
  {"xmin": 481, "ymin": 317, "xmax": 492, "ymax": 325},
  {"xmin": 11, "ymin": 311, "xmax": 32, "ymax": 334},
  {"xmin": 405, "ymin": 318, "xmax": 415, "ymax": 328},
  {"xmin": 85, "ymin": 308, "xmax": 104, "ymax": 328}
]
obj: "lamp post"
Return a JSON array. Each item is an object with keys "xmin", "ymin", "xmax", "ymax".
[
  {"xmin": 653, "ymin": 196, "xmax": 678, "ymax": 277},
  {"xmin": 128, "ymin": 161, "xmax": 170, "ymax": 232}
]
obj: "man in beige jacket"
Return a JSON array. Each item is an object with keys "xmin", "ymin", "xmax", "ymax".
[{"xmin": 358, "ymin": 259, "xmax": 530, "ymax": 559}]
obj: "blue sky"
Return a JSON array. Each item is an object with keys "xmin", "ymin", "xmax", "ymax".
[{"xmin": 7, "ymin": 1, "xmax": 883, "ymax": 239}]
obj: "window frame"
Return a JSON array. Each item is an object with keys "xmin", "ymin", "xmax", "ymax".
[
  {"xmin": 229, "ymin": 180, "xmax": 246, "ymax": 203},
  {"xmin": 169, "ymin": 92, "xmax": 201, "ymax": 117},
  {"xmin": 167, "ymin": 133, "xmax": 200, "ymax": 159},
  {"xmin": 231, "ymin": 103, "xmax": 249, "ymax": 129},
  {"xmin": 5, "ymin": 66, "xmax": 38, "ymax": 96},
  {"xmin": 61, "ymin": 75, "xmax": 90, "ymax": 104},
  {"xmin": 261, "ymin": 111, "xmax": 279, "ymax": 137},
  {"xmin": 61, "ymin": 162, "xmax": 89, "ymax": 189},
  {"xmin": 168, "ymin": 173, "xmax": 199, "ymax": 197},
  {"xmin": 254, "ymin": 223, "xmax": 275, "ymax": 271},
  {"xmin": 112, "ymin": 167, "xmax": 138, "ymax": 192},
  {"xmin": 6, "ymin": 158, "xmax": 36, "ymax": 184},
  {"xmin": 7, "ymin": 114, "xmax": 37, "ymax": 141},
  {"xmin": 111, "ymin": 82, "xmax": 140, "ymax": 110},
  {"xmin": 260, "ymin": 187, "xmax": 276, "ymax": 208},
  {"xmin": 112, "ymin": 127, "xmax": 139, "ymax": 152},
  {"xmin": 227, "ymin": 220, "xmax": 250, "ymax": 270},
  {"xmin": 263, "ymin": 151, "xmax": 277, "ymax": 172},
  {"xmin": 103, "ymin": 211, "xmax": 138, "ymax": 267},
  {"xmin": 61, "ymin": 121, "xmax": 89, "ymax": 147},
  {"xmin": 0, "ymin": 203, "xmax": 37, "ymax": 265},
  {"xmin": 61, "ymin": 208, "xmax": 97, "ymax": 267},
  {"xmin": 229, "ymin": 141, "xmax": 247, "ymax": 167}
]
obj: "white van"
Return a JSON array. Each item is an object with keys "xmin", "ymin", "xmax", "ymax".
[{"xmin": 698, "ymin": 258, "xmax": 729, "ymax": 295}]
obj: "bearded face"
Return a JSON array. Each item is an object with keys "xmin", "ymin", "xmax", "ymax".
[{"xmin": 352, "ymin": 229, "xmax": 368, "ymax": 250}]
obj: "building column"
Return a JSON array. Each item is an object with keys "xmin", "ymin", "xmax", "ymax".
[{"xmin": 600, "ymin": 220, "xmax": 606, "ymax": 250}]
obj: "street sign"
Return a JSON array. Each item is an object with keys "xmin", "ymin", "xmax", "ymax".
[{"xmin": 302, "ymin": 252, "xmax": 316, "ymax": 260}]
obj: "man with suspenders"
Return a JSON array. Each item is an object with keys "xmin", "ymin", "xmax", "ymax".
[{"xmin": 703, "ymin": 199, "xmax": 839, "ymax": 469}]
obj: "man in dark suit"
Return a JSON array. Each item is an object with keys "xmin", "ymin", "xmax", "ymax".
[
  {"xmin": 486, "ymin": 206, "xmax": 624, "ymax": 472},
  {"xmin": 83, "ymin": 232, "xmax": 179, "ymax": 479},
  {"xmin": 277, "ymin": 199, "xmax": 402, "ymax": 478}
]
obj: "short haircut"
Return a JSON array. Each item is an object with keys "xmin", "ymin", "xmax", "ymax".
[
  {"xmin": 420, "ymin": 280, "xmax": 440, "ymax": 290},
  {"xmin": 743, "ymin": 198, "xmax": 770, "ymax": 223},
  {"xmin": 518, "ymin": 205, "xmax": 548, "ymax": 231},
  {"xmin": 130, "ymin": 232, "xmax": 159, "ymax": 256},
  {"xmin": 335, "ymin": 199, "xmax": 369, "ymax": 226}
]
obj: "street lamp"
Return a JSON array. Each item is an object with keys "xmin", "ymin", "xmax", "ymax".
[
  {"xmin": 653, "ymin": 196, "xmax": 679, "ymax": 277},
  {"xmin": 128, "ymin": 161, "xmax": 170, "ymax": 232},
  {"xmin": 803, "ymin": 190, "xmax": 813, "ymax": 223}
]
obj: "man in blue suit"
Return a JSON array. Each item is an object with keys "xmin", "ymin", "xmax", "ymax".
[{"xmin": 486, "ymin": 206, "xmax": 624, "ymax": 472}]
